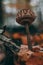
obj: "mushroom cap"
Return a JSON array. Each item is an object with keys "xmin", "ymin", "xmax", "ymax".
[{"xmin": 16, "ymin": 9, "xmax": 36, "ymax": 26}]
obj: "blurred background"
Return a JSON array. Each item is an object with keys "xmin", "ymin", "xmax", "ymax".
[{"xmin": 0, "ymin": 0, "xmax": 43, "ymax": 33}]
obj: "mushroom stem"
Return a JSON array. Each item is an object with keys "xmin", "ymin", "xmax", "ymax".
[{"xmin": 25, "ymin": 23, "xmax": 32, "ymax": 51}]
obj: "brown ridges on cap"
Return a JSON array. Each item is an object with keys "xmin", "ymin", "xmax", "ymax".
[{"xmin": 16, "ymin": 9, "xmax": 36, "ymax": 26}]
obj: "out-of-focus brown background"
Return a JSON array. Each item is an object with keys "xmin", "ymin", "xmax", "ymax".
[{"xmin": 0, "ymin": 0, "xmax": 43, "ymax": 33}]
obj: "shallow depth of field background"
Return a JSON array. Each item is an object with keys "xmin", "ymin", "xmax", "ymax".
[{"xmin": 0, "ymin": 0, "xmax": 43, "ymax": 33}]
